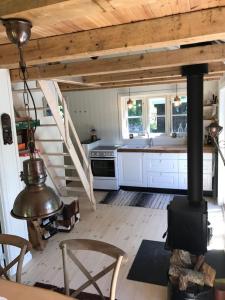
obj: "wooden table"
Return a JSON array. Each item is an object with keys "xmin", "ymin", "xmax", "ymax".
[{"xmin": 0, "ymin": 279, "xmax": 78, "ymax": 300}]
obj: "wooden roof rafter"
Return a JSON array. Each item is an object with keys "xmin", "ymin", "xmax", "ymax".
[{"xmin": 1, "ymin": 6, "xmax": 225, "ymax": 69}]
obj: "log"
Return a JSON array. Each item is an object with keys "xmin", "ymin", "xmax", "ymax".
[
  {"xmin": 169, "ymin": 266, "xmax": 205, "ymax": 290},
  {"xmin": 201, "ymin": 262, "xmax": 216, "ymax": 287},
  {"xmin": 170, "ymin": 249, "xmax": 192, "ymax": 268},
  {"xmin": 193, "ymin": 255, "xmax": 205, "ymax": 271}
]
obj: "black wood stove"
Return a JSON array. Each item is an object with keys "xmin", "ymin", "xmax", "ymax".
[{"xmin": 166, "ymin": 64, "xmax": 213, "ymax": 300}]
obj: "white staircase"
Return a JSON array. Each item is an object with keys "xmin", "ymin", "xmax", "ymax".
[{"xmin": 36, "ymin": 80, "xmax": 96, "ymax": 210}]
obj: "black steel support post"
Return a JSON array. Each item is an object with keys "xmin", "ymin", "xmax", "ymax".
[{"xmin": 182, "ymin": 64, "xmax": 208, "ymax": 206}]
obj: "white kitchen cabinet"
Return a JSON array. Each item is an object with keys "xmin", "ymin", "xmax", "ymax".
[
  {"xmin": 147, "ymin": 172, "xmax": 179, "ymax": 189},
  {"xmin": 143, "ymin": 153, "xmax": 179, "ymax": 189},
  {"xmin": 118, "ymin": 151, "xmax": 213, "ymax": 191},
  {"xmin": 144, "ymin": 157, "xmax": 178, "ymax": 173},
  {"xmin": 118, "ymin": 152, "xmax": 144, "ymax": 187},
  {"xmin": 178, "ymin": 153, "xmax": 213, "ymax": 191},
  {"xmin": 178, "ymin": 173, "xmax": 212, "ymax": 191}
]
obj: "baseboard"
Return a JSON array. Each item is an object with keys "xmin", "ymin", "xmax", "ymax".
[{"xmin": 119, "ymin": 186, "xmax": 213, "ymax": 197}]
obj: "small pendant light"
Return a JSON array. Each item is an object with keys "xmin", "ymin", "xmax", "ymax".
[
  {"xmin": 174, "ymin": 84, "xmax": 181, "ymax": 107},
  {"xmin": 127, "ymin": 88, "xmax": 133, "ymax": 109}
]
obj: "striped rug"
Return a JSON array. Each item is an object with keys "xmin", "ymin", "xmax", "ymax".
[{"xmin": 100, "ymin": 189, "xmax": 174, "ymax": 210}]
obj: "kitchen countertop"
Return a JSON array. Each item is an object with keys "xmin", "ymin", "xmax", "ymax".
[{"xmin": 117, "ymin": 145, "xmax": 214, "ymax": 153}]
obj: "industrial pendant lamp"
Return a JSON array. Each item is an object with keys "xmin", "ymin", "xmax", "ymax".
[
  {"xmin": 1, "ymin": 18, "xmax": 63, "ymax": 220},
  {"xmin": 207, "ymin": 121, "xmax": 225, "ymax": 166},
  {"xmin": 127, "ymin": 88, "xmax": 133, "ymax": 109},
  {"xmin": 174, "ymin": 84, "xmax": 181, "ymax": 107}
]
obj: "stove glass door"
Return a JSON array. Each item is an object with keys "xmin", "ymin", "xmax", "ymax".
[{"xmin": 91, "ymin": 158, "xmax": 115, "ymax": 178}]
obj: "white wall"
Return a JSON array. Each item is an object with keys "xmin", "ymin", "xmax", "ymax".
[
  {"xmin": 0, "ymin": 70, "xmax": 31, "ymax": 268},
  {"xmin": 218, "ymin": 75, "xmax": 225, "ymax": 205},
  {"xmin": 65, "ymin": 81, "xmax": 218, "ymax": 146}
]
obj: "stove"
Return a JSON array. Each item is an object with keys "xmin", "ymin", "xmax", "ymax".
[
  {"xmin": 89, "ymin": 146, "xmax": 119, "ymax": 190},
  {"xmin": 89, "ymin": 146, "xmax": 118, "ymax": 158}
]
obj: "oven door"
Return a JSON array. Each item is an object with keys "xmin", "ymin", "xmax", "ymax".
[{"xmin": 90, "ymin": 157, "xmax": 116, "ymax": 178}]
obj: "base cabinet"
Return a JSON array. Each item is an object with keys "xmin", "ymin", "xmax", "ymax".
[
  {"xmin": 118, "ymin": 153, "xmax": 144, "ymax": 187},
  {"xmin": 178, "ymin": 173, "xmax": 212, "ymax": 191},
  {"xmin": 118, "ymin": 151, "xmax": 213, "ymax": 191},
  {"xmin": 147, "ymin": 172, "xmax": 179, "ymax": 189}
]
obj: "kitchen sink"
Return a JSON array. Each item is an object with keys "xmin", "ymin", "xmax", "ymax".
[{"xmin": 121, "ymin": 145, "xmax": 150, "ymax": 149}]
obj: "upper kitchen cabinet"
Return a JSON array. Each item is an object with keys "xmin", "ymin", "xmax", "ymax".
[{"xmin": 118, "ymin": 152, "xmax": 144, "ymax": 187}]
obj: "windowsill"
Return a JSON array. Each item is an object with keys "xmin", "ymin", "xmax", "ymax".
[{"xmin": 123, "ymin": 133, "xmax": 168, "ymax": 139}]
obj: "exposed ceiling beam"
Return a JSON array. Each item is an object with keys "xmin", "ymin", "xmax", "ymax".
[
  {"xmin": 82, "ymin": 64, "xmax": 225, "ymax": 84},
  {"xmin": 52, "ymin": 77, "xmax": 100, "ymax": 87},
  {"xmin": 2, "ymin": 6, "xmax": 225, "ymax": 68},
  {"xmin": 58, "ymin": 76, "xmax": 221, "ymax": 92},
  {"xmin": 0, "ymin": 1, "xmax": 157, "ymax": 23},
  {"xmin": 10, "ymin": 45, "xmax": 225, "ymax": 82},
  {"xmin": 0, "ymin": 0, "xmax": 69, "ymax": 16}
]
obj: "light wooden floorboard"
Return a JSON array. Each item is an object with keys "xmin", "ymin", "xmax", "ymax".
[{"xmin": 21, "ymin": 192, "xmax": 224, "ymax": 300}]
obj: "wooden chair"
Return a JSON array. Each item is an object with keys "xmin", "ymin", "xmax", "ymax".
[
  {"xmin": 59, "ymin": 239, "xmax": 128, "ymax": 300},
  {"xmin": 0, "ymin": 234, "xmax": 32, "ymax": 283}
]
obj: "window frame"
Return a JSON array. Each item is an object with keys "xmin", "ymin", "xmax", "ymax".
[
  {"xmin": 170, "ymin": 95, "xmax": 187, "ymax": 134},
  {"xmin": 120, "ymin": 92, "xmax": 187, "ymax": 139},
  {"xmin": 127, "ymin": 98, "xmax": 146, "ymax": 135}
]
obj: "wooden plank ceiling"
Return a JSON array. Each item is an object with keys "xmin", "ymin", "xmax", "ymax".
[{"xmin": 1, "ymin": 0, "xmax": 225, "ymax": 90}]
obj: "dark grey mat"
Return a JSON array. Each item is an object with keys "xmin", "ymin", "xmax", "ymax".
[
  {"xmin": 127, "ymin": 240, "xmax": 225, "ymax": 286},
  {"xmin": 101, "ymin": 190, "xmax": 173, "ymax": 209},
  {"xmin": 34, "ymin": 282, "xmax": 117, "ymax": 300}
]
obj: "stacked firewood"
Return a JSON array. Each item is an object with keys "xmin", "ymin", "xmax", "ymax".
[{"xmin": 169, "ymin": 249, "xmax": 216, "ymax": 291}]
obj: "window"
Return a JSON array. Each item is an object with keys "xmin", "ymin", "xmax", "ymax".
[
  {"xmin": 171, "ymin": 96, "xmax": 187, "ymax": 133},
  {"xmin": 127, "ymin": 99, "xmax": 144, "ymax": 134},
  {"xmin": 121, "ymin": 93, "xmax": 187, "ymax": 139},
  {"xmin": 149, "ymin": 97, "xmax": 166, "ymax": 133}
]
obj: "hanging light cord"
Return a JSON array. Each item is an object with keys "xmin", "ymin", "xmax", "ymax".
[{"xmin": 18, "ymin": 46, "xmax": 38, "ymax": 156}]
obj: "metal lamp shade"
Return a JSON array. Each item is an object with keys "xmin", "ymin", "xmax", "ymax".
[
  {"xmin": 207, "ymin": 122, "xmax": 223, "ymax": 138},
  {"xmin": 11, "ymin": 158, "xmax": 63, "ymax": 220},
  {"xmin": 2, "ymin": 18, "xmax": 32, "ymax": 46}
]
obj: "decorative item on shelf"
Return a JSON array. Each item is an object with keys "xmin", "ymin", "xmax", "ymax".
[
  {"xmin": 1, "ymin": 18, "xmax": 63, "ymax": 220},
  {"xmin": 177, "ymin": 123, "xmax": 184, "ymax": 138},
  {"xmin": 129, "ymin": 133, "xmax": 134, "ymax": 139},
  {"xmin": 170, "ymin": 132, "xmax": 177, "ymax": 138},
  {"xmin": 207, "ymin": 121, "xmax": 225, "ymax": 166},
  {"xmin": 173, "ymin": 84, "xmax": 181, "ymax": 107},
  {"xmin": 16, "ymin": 119, "xmax": 40, "ymax": 130},
  {"xmin": 90, "ymin": 128, "xmax": 97, "ymax": 142},
  {"xmin": 127, "ymin": 88, "xmax": 133, "ymax": 109}
]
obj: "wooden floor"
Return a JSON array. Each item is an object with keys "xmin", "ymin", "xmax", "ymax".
[{"xmin": 21, "ymin": 192, "xmax": 225, "ymax": 300}]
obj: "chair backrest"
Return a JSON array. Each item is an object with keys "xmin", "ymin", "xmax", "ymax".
[
  {"xmin": 59, "ymin": 239, "xmax": 128, "ymax": 300},
  {"xmin": 0, "ymin": 234, "xmax": 32, "ymax": 283}
]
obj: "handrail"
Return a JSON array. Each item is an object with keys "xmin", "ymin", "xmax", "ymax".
[{"xmin": 53, "ymin": 81, "xmax": 89, "ymax": 168}]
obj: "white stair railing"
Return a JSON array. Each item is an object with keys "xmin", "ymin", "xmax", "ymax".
[{"xmin": 38, "ymin": 80, "xmax": 96, "ymax": 210}]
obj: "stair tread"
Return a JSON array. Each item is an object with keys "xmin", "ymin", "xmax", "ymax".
[
  {"xmin": 36, "ymin": 139, "xmax": 63, "ymax": 142},
  {"xmin": 47, "ymin": 164, "xmax": 76, "ymax": 169},
  {"xmin": 39, "ymin": 124, "xmax": 57, "ymax": 127},
  {"xmin": 65, "ymin": 186, "xmax": 84, "ymax": 192},
  {"xmin": 56, "ymin": 176, "xmax": 80, "ymax": 181},
  {"xmin": 42, "ymin": 152, "xmax": 70, "ymax": 156}
]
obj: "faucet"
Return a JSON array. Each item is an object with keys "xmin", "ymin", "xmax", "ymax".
[
  {"xmin": 146, "ymin": 131, "xmax": 153, "ymax": 147},
  {"xmin": 149, "ymin": 137, "xmax": 154, "ymax": 147}
]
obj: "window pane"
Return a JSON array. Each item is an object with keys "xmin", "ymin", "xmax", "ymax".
[
  {"xmin": 149, "ymin": 98, "xmax": 166, "ymax": 133},
  {"xmin": 150, "ymin": 116, "xmax": 165, "ymax": 133},
  {"xmin": 128, "ymin": 117, "xmax": 144, "ymax": 133},
  {"xmin": 128, "ymin": 99, "xmax": 143, "ymax": 116},
  {"xmin": 172, "ymin": 96, "xmax": 187, "ymax": 115},
  {"xmin": 172, "ymin": 116, "xmax": 187, "ymax": 132}
]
